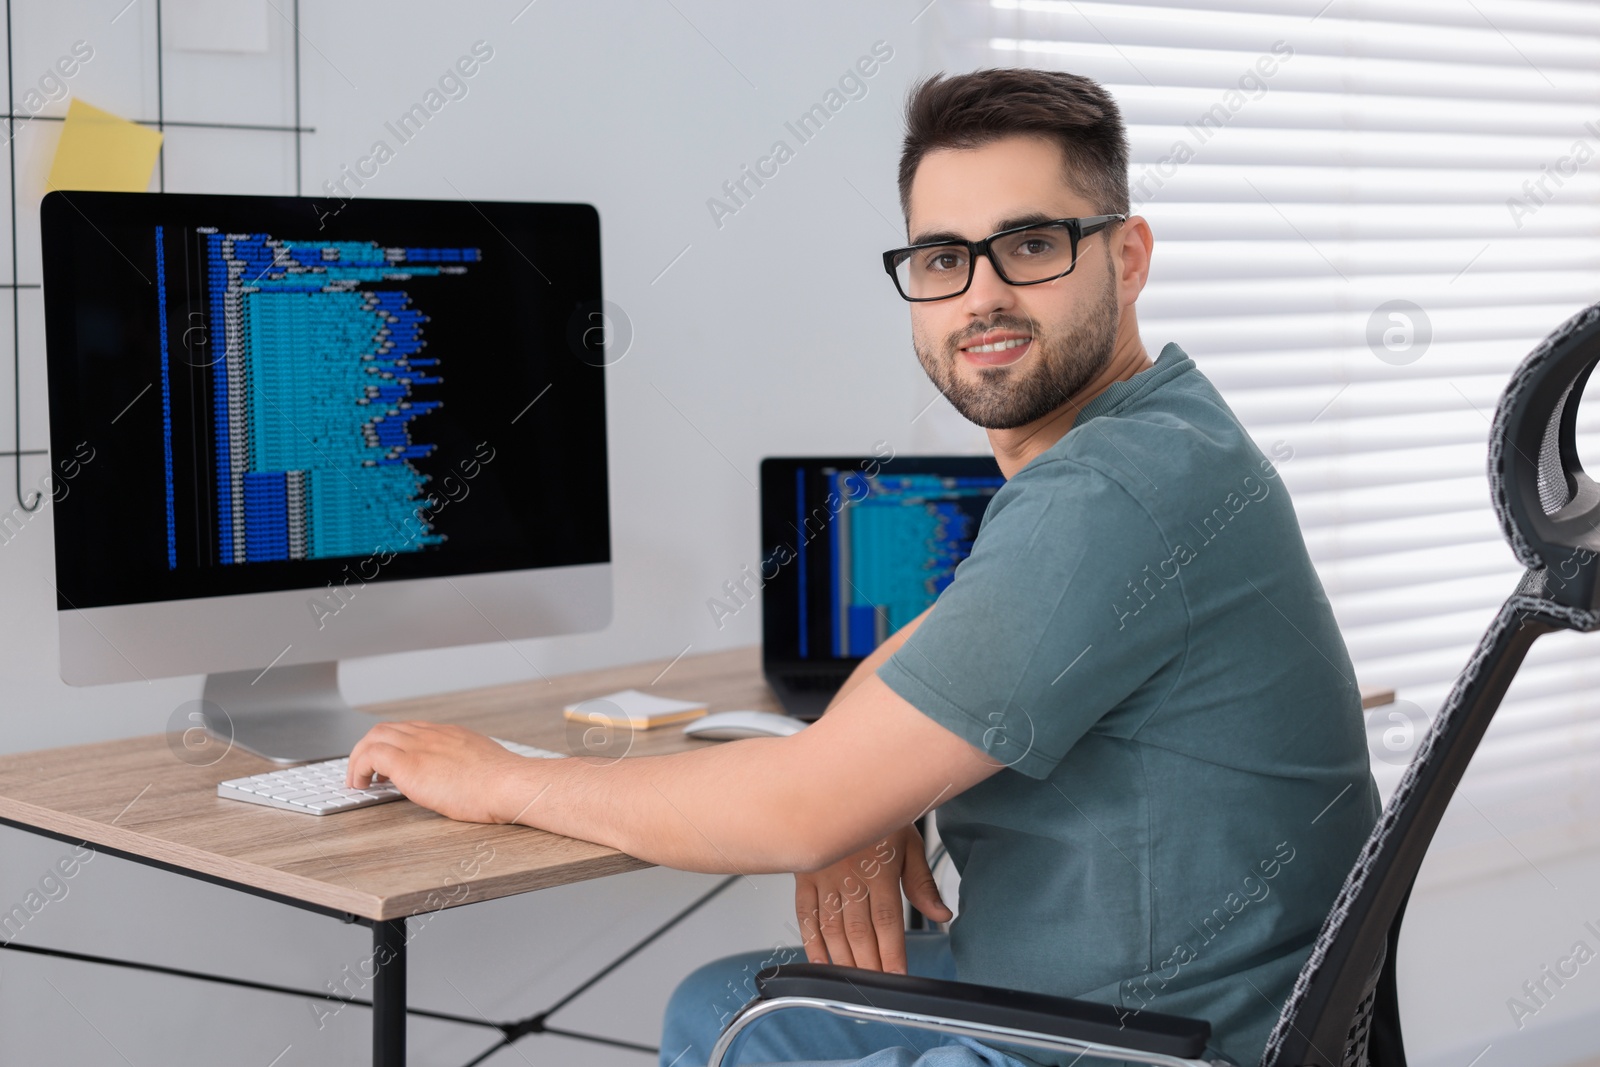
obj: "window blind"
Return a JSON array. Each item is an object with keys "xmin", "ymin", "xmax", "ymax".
[{"xmin": 922, "ymin": 0, "xmax": 1600, "ymax": 875}]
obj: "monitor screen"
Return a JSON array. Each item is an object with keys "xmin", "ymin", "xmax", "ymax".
[
  {"xmin": 43, "ymin": 192, "xmax": 610, "ymax": 613},
  {"xmin": 760, "ymin": 455, "xmax": 1005, "ymax": 663}
]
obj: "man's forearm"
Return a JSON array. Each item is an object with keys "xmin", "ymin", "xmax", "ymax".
[
  {"xmin": 495, "ymin": 737, "xmax": 834, "ymax": 874},
  {"xmin": 488, "ymin": 608, "xmax": 943, "ymax": 872}
]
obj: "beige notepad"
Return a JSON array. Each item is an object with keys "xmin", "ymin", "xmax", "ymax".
[{"xmin": 562, "ymin": 688, "xmax": 708, "ymax": 730}]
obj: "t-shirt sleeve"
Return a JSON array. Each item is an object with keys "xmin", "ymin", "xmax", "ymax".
[{"xmin": 875, "ymin": 458, "xmax": 1187, "ymax": 779}]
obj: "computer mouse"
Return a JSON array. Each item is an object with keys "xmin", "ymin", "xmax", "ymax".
[{"xmin": 683, "ymin": 710, "xmax": 807, "ymax": 740}]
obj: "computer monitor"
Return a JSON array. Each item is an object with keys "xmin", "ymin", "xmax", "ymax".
[{"xmin": 42, "ymin": 191, "xmax": 612, "ymax": 762}]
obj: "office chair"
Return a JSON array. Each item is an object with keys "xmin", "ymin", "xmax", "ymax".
[{"xmin": 707, "ymin": 299, "xmax": 1600, "ymax": 1067}]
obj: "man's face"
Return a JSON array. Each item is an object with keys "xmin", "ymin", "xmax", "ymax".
[{"xmin": 904, "ymin": 135, "xmax": 1120, "ymax": 430}]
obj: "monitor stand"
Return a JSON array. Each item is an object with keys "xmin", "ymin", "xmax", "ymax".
[{"xmin": 201, "ymin": 661, "xmax": 376, "ymax": 764}]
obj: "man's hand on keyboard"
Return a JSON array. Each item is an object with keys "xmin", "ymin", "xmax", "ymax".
[
  {"xmin": 346, "ymin": 721, "xmax": 529, "ymax": 824},
  {"xmin": 793, "ymin": 822, "xmax": 951, "ymax": 974}
]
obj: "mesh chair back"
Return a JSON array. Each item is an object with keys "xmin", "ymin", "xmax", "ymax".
[
  {"xmin": 1491, "ymin": 304, "xmax": 1600, "ymax": 610},
  {"xmin": 1261, "ymin": 302, "xmax": 1600, "ymax": 1067}
]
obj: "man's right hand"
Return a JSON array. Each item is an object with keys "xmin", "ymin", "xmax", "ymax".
[{"xmin": 793, "ymin": 822, "xmax": 952, "ymax": 973}]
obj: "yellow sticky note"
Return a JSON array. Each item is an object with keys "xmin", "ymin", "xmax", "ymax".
[{"xmin": 46, "ymin": 98, "xmax": 163, "ymax": 193}]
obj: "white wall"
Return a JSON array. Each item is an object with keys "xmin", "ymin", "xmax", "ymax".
[
  {"xmin": 1, "ymin": 2, "xmax": 1597, "ymax": 1065},
  {"xmin": 1406, "ymin": 832, "xmax": 1600, "ymax": 1067}
]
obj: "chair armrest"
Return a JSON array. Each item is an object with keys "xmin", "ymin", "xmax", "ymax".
[{"xmin": 755, "ymin": 963, "xmax": 1211, "ymax": 1060}]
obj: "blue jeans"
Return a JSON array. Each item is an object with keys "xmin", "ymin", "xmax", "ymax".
[{"xmin": 659, "ymin": 931, "xmax": 1038, "ymax": 1067}]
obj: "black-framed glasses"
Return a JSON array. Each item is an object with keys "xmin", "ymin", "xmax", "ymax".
[{"xmin": 882, "ymin": 214, "xmax": 1126, "ymax": 302}]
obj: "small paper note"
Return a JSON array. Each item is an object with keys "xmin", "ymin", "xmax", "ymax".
[
  {"xmin": 563, "ymin": 688, "xmax": 708, "ymax": 730},
  {"xmin": 46, "ymin": 98, "xmax": 163, "ymax": 193}
]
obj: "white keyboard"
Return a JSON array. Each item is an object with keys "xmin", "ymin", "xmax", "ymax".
[{"xmin": 217, "ymin": 737, "xmax": 565, "ymax": 816}]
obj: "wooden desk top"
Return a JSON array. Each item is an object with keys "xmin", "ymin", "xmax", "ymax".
[
  {"xmin": 0, "ymin": 644, "xmax": 1398, "ymax": 922},
  {"xmin": 0, "ymin": 646, "xmax": 778, "ymax": 921}
]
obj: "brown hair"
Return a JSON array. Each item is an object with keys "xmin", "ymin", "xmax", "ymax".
[{"xmin": 897, "ymin": 68, "xmax": 1130, "ymax": 222}]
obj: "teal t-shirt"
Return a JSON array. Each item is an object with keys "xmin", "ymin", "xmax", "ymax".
[{"xmin": 876, "ymin": 343, "xmax": 1380, "ymax": 1066}]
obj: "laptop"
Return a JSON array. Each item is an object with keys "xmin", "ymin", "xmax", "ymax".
[{"xmin": 759, "ymin": 454, "xmax": 1006, "ymax": 720}]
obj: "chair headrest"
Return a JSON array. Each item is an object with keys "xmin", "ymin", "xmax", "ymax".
[{"xmin": 1489, "ymin": 301, "xmax": 1600, "ymax": 609}]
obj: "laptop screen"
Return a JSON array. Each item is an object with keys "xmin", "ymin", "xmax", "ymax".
[{"xmin": 760, "ymin": 454, "xmax": 1005, "ymax": 666}]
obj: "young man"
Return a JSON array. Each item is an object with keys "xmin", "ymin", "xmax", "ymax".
[{"xmin": 347, "ymin": 69, "xmax": 1380, "ymax": 1067}]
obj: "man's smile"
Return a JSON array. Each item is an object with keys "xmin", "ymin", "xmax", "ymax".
[{"xmin": 960, "ymin": 329, "xmax": 1033, "ymax": 367}]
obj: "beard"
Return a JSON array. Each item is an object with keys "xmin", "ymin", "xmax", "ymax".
[{"xmin": 913, "ymin": 252, "xmax": 1120, "ymax": 430}]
